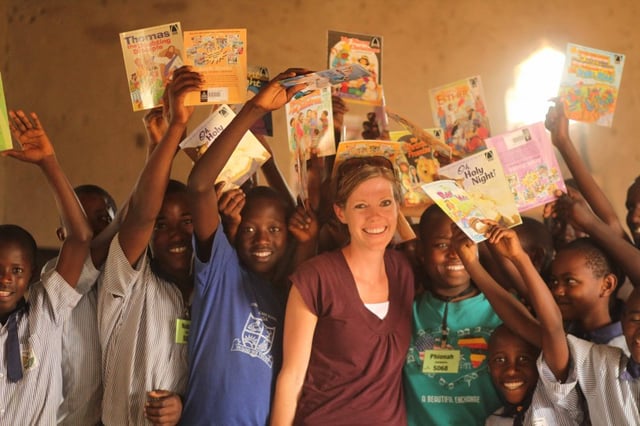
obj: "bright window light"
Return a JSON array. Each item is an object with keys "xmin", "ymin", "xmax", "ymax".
[{"xmin": 505, "ymin": 47, "xmax": 566, "ymax": 129}]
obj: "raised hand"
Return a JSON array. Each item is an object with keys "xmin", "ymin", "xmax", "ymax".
[
  {"xmin": 165, "ymin": 66, "xmax": 203, "ymax": 126},
  {"xmin": 550, "ymin": 187, "xmax": 596, "ymax": 233},
  {"xmin": 450, "ymin": 224, "xmax": 478, "ymax": 265},
  {"xmin": 143, "ymin": 106, "xmax": 168, "ymax": 149},
  {"xmin": 544, "ymin": 97, "xmax": 570, "ymax": 147},
  {"xmin": 3, "ymin": 110, "xmax": 55, "ymax": 163},
  {"xmin": 483, "ymin": 220, "xmax": 525, "ymax": 261},
  {"xmin": 288, "ymin": 200, "xmax": 318, "ymax": 244},
  {"xmin": 249, "ymin": 68, "xmax": 311, "ymax": 114},
  {"xmin": 217, "ymin": 184, "xmax": 246, "ymax": 241}
]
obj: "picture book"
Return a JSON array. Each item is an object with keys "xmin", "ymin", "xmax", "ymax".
[
  {"xmin": 428, "ymin": 75, "xmax": 491, "ymax": 157},
  {"xmin": 439, "ymin": 148, "xmax": 522, "ymax": 228},
  {"xmin": 340, "ymin": 97, "xmax": 389, "ymax": 141},
  {"xmin": 183, "ymin": 28, "xmax": 247, "ymax": 106},
  {"xmin": 231, "ymin": 65, "xmax": 273, "ymax": 136},
  {"xmin": 280, "ymin": 63, "xmax": 371, "ymax": 94},
  {"xmin": 484, "ymin": 122, "xmax": 566, "ymax": 212},
  {"xmin": 285, "ymin": 86, "xmax": 335, "ymax": 159},
  {"xmin": 0, "ymin": 73, "xmax": 12, "ymax": 152},
  {"xmin": 179, "ymin": 104, "xmax": 270, "ymax": 190},
  {"xmin": 421, "ymin": 180, "xmax": 493, "ymax": 243},
  {"xmin": 328, "ymin": 30, "xmax": 383, "ymax": 105},
  {"xmin": 119, "ymin": 22, "xmax": 183, "ymax": 111},
  {"xmin": 387, "ymin": 109, "xmax": 454, "ymax": 163},
  {"xmin": 558, "ymin": 43, "xmax": 625, "ymax": 127}
]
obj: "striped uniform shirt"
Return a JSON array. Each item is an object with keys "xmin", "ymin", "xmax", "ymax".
[
  {"xmin": 43, "ymin": 255, "xmax": 102, "ymax": 425},
  {"xmin": 98, "ymin": 234, "xmax": 188, "ymax": 425},
  {"xmin": 0, "ymin": 270, "xmax": 82, "ymax": 425},
  {"xmin": 535, "ymin": 334, "xmax": 640, "ymax": 425}
]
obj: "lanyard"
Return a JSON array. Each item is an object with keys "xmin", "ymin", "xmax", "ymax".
[{"xmin": 434, "ymin": 285, "xmax": 475, "ymax": 347}]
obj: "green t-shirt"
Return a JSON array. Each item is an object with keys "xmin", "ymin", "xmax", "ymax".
[{"xmin": 404, "ymin": 291, "xmax": 503, "ymax": 426}]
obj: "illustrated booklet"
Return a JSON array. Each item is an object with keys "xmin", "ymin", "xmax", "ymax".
[
  {"xmin": 484, "ymin": 122, "xmax": 566, "ymax": 212},
  {"xmin": 285, "ymin": 86, "xmax": 335, "ymax": 159},
  {"xmin": 183, "ymin": 28, "xmax": 247, "ymax": 106},
  {"xmin": 421, "ymin": 180, "xmax": 493, "ymax": 243},
  {"xmin": 558, "ymin": 42, "xmax": 625, "ymax": 127},
  {"xmin": 0, "ymin": 73, "xmax": 12, "ymax": 152},
  {"xmin": 428, "ymin": 75, "xmax": 491, "ymax": 157},
  {"xmin": 231, "ymin": 65, "xmax": 273, "ymax": 136},
  {"xmin": 119, "ymin": 22, "xmax": 183, "ymax": 111},
  {"xmin": 438, "ymin": 148, "xmax": 522, "ymax": 228},
  {"xmin": 280, "ymin": 63, "xmax": 371, "ymax": 94},
  {"xmin": 178, "ymin": 104, "xmax": 270, "ymax": 190},
  {"xmin": 328, "ymin": 30, "xmax": 383, "ymax": 105}
]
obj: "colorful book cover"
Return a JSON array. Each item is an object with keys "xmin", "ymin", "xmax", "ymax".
[
  {"xmin": 328, "ymin": 30, "xmax": 383, "ymax": 105},
  {"xmin": 119, "ymin": 22, "xmax": 183, "ymax": 111},
  {"xmin": 340, "ymin": 98, "xmax": 389, "ymax": 141},
  {"xmin": 0, "ymin": 73, "xmax": 12, "ymax": 152},
  {"xmin": 280, "ymin": 63, "xmax": 371, "ymax": 94},
  {"xmin": 178, "ymin": 104, "xmax": 270, "ymax": 190},
  {"xmin": 231, "ymin": 66, "xmax": 273, "ymax": 136},
  {"xmin": 484, "ymin": 122, "xmax": 566, "ymax": 212},
  {"xmin": 439, "ymin": 148, "xmax": 522, "ymax": 228},
  {"xmin": 428, "ymin": 75, "xmax": 491, "ymax": 157},
  {"xmin": 285, "ymin": 86, "xmax": 335, "ymax": 159},
  {"xmin": 421, "ymin": 180, "xmax": 492, "ymax": 243},
  {"xmin": 183, "ymin": 28, "xmax": 247, "ymax": 106},
  {"xmin": 558, "ymin": 43, "xmax": 625, "ymax": 127}
]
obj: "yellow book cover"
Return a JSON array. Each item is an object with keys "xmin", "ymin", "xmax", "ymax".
[{"xmin": 0, "ymin": 73, "xmax": 12, "ymax": 152}]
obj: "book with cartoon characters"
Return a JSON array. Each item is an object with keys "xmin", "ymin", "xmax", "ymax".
[
  {"xmin": 285, "ymin": 86, "xmax": 335, "ymax": 159},
  {"xmin": 231, "ymin": 66, "xmax": 273, "ymax": 136},
  {"xmin": 484, "ymin": 122, "xmax": 566, "ymax": 212},
  {"xmin": 178, "ymin": 104, "xmax": 270, "ymax": 190},
  {"xmin": 439, "ymin": 148, "xmax": 522, "ymax": 228},
  {"xmin": 327, "ymin": 30, "xmax": 383, "ymax": 105},
  {"xmin": 280, "ymin": 64, "xmax": 371, "ymax": 94},
  {"xmin": 183, "ymin": 28, "xmax": 247, "ymax": 106},
  {"xmin": 428, "ymin": 75, "xmax": 491, "ymax": 157},
  {"xmin": 558, "ymin": 43, "xmax": 625, "ymax": 127},
  {"xmin": 421, "ymin": 180, "xmax": 493, "ymax": 243},
  {"xmin": 119, "ymin": 22, "xmax": 183, "ymax": 111},
  {"xmin": 0, "ymin": 73, "xmax": 12, "ymax": 152}
]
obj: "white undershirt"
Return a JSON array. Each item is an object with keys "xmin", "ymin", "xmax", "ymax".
[{"xmin": 364, "ymin": 301, "xmax": 389, "ymax": 319}]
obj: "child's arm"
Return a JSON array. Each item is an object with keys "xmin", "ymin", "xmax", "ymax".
[
  {"xmin": 545, "ymin": 99, "xmax": 628, "ymax": 240},
  {"xmin": 216, "ymin": 184, "xmax": 245, "ymax": 244},
  {"xmin": 288, "ymin": 201, "xmax": 319, "ymax": 269},
  {"xmin": 118, "ymin": 66, "xmax": 201, "ymax": 266},
  {"xmin": 484, "ymin": 223, "xmax": 570, "ymax": 382},
  {"xmin": 256, "ymin": 134, "xmax": 296, "ymax": 211},
  {"xmin": 4, "ymin": 110, "xmax": 92, "ymax": 287},
  {"xmin": 187, "ymin": 69, "xmax": 308, "ymax": 261},
  {"xmin": 451, "ymin": 225, "xmax": 540, "ymax": 347}
]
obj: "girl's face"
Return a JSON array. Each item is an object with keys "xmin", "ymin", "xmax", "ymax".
[
  {"xmin": 334, "ymin": 176, "xmax": 398, "ymax": 252},
  {"xmin": 0, "ymin": 241, "xmax": 33, "ymax": 317}
]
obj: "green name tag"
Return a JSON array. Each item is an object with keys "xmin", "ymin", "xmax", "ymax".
[
  {"xmin": 422, "ymin": 349, "xmax": 460, "ymax": 374},
  {"xmin": 175, "ymin": 318, "xmax": 191, "ymax": 344}
]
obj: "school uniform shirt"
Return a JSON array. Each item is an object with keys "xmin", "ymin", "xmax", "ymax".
[
  {"xmin": 43, "ymin": 255, "xmax": 102, "ymax": 426},
  {"xmin": 98, "ymin": 234, "xmax": 188, "ymax": 426},
  {"xmin": 567, "ymin": 320, "xmax": 629, "ymax": 355},
  {"xmin": 536, "ymin": 334, "xmax": 640, "ymax": 425},
  {"xmin": 181, "ymin": 227, "xmax": 284, "ymax": 426},
  {"xmin": 0, "ymin": 270, "xmax": 82, "ymax": 425}
]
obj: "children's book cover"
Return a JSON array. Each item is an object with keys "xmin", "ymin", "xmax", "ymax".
[
  {"xmin": 558, "ymin": 43, "xmax": 625, "ymax": 127},
  {"xmin": 119, "ymin": 22, "xmax": 183, "ymax": 111},
  {"xmin": 285, "ymin": 86, "xmax": 335, "ymax": 159},
  {"xmin": 428, "ymin": 75, "xmax": 491, "ymax": 157},
  {"xmin": 421, "ymin": 180, "xmax": 492, "ymax": 243},
  {"xmin": 179, "ymin": 104, "xmax": 270, "ymax": 190},
  {"xmin": 280, "ymin": 64, "xmax": 371, "ymax": 94},
  {"xmin": 328, "ymin": 30, "xmax": 383, "ymax": 105},
  {"xmin": 0, "ymin": 73, "xmax": 12, "ymax": 152},
  {"xmin": 387, "ymin": 109, "xmax": 454, "ymax": 163},
  {"xmin": 231, "ymin": 66, "xmax": 273, "ymax": 136},
  {"xmin": 183, "ymin": 29, "xmax": 247, "ymax": 106},
  {"xmin": 484, "ymin": 122, "xmax": 566, "ymax": 212},
  {"xmin": 340, "ymin": 94, "xmax": 389, "ymax": 142},
  {"xmin": 439, "ymin": 148, "xmax": 522, "ymax": 228}
]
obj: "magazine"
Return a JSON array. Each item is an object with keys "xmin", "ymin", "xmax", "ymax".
[
  {"xmin": 428, "ymin": 75, "xmax": 491, "ymax": 156},
  {"xmin": 421, "ymin": 180, "xmax": 493, "ymax": 243},
  {"xmin": 178, "ymin": 104, "xmax": 270, "ymax": 190},
  {"xmin": 183, "ymin": 28, "xmax": 247, "ymax": 106},
  {"xmin": 119, "ymin": 22, "xmax": 183, "ymax": 111},
  {"xmin": 439, "ymin": 148, "xmax": 522, "ymax": 228},
  {"xmin": 558, "ymin": 43, "xmax": 625, "ymax": 127},
  {"xmin": 0, "ymin": 73, "xmax": 12, "ymax": 152},
  {"xmin": 484, "ymin": 122, "xmax": 566, "ymax": 212},
  {"xmin": 328, "ymin": 30, "xmax": 383, "ymax": 105},
  {"xmin": 280, "ymin": 63, "xmax": 371, "ymax": 94},
  {"xmin": 285, "ymin": 86, "xmax": 335, "ymax": 159}
]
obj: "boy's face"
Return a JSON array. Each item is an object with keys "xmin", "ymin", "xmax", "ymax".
[
  {"xmin": 625, "ymin": 181, "xmax": 640, "ymax": 247},
  {"xmin": 488, "ymin": 328, "xmax": 539, "ymax": 405},
  {"xmin": 236, "ymin": 197, "xmax": 288, "ymax": 278},
  {"xmin": 420, "ymin": 212, "xmax": 471, "ymax": 294},
  {"xmin": 623, "ymin": 291, "xmax": 640, "ymax": 363},
  {"xmin": 78, "ymin": 192, "xmax": 115, "ymax": 237},
  {"xmin": 150, "ymin": 192, "xmax": 194, "ymax": 280},
  {"xmin": 0, "ymin": 241, "xmax": 33, "ymax": 316},
  {"xmin": 548, "ymin": 249, "xmax": 610, "ymax": 321}
]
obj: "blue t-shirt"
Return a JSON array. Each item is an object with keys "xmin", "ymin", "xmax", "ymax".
[{"xmin": 181, "ymin": 228, "xmax": 284, "ymax": 426}]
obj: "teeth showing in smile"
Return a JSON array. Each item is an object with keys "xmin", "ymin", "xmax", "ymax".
[
  {"xmin": 253, "ymin": 250, "xmax": 272, "ymax": 258},
  {"xmin": 169, "ymin": 246, "xmax": 187, "ymax": 254},
  {"xmin": 364, "ymin": 226, "xmax": 386, "ymax": 235},
  {"xmin": 446, "ymin": 264, "xmax": 465, "ymax": 272},
  {"xmin": 0, "ymin": 290, "xmax": 11, "ymax": 297},
  {"xmin": 503, "ymin": 381, "xmax": 524, "ymax": 390}
]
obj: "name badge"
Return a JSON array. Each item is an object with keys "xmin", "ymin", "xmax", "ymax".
[
  {"xmin": 422, "ymin": 349, "xmax": 460, "ymax": 374},
  {"xmin": 175, "ymin": 318, "xmax": 191, "ymax": 344}
]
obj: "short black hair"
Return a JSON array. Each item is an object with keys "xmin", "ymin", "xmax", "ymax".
[
  {"xmin": 558, "ymin": 237, "xmax": 623, "ymax": 283},
  {"xmin": 242, "ymin": 186, "xmax": 293, "ymax": 221},
  {"xmin": 165, "ymin": 179, "xmax": 188, "ymax": 196},
  {"xmin": 74, "ymin": 184, "xmax": 117, "ymax": 212},
  {"xmin": 418, "ymin": 204, "xmax": 447, "ymax": 241},
  {"xmin": 0, "ymin": 224, "xmax": 37, "ymax": 275}
]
